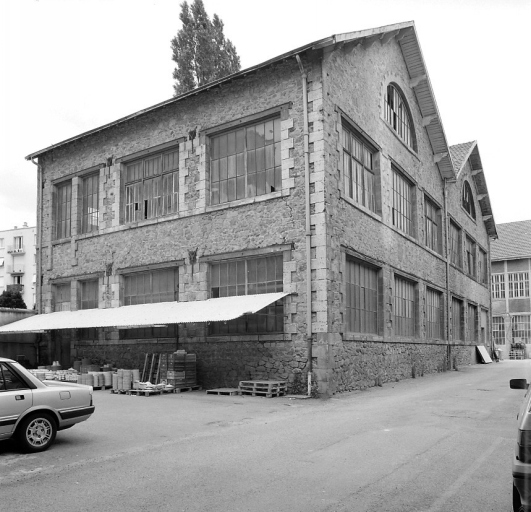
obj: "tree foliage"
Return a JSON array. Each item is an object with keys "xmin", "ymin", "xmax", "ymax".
[
  {"xmin": 171, "ymin": 0, "xmax": 241, "ymax": 96},
  {"xmin": 0, "ymin": 290, "xmax": 27, "ymax": 309}
]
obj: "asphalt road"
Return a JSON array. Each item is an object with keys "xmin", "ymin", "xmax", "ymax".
[{"xmin": 1, "ymin": 359, "xmax": 529, "ymax": 512}]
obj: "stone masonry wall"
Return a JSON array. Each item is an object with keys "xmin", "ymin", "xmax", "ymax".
[
  {"xmin": 37, "ymin": 58, "xmax": 318, "ymax": 392},
  {"xmin": 315, "ymin": 37, "xmax": 491, "ymax": 394}
]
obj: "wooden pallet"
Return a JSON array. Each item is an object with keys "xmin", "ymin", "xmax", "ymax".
[
  {"xmin": 239, "ymin": 380, "xmax": 287, "ymax": 393},
  {"xmin": 127, "ymin": 389, "xmax": 164, "ymax": 397},
  {"xmin": 206, "ymin": 388, "xmax": 240, "ymax": 396},
  {"xmin": 174, "ymin": 385, "xmax": 202, "ymax": 393},
  {"xmin": 239, "ymin": 389, "xmax": 286, "ymax": 398}
]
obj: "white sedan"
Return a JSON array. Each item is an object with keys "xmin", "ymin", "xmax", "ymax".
[{"xmin": 0, "ymin": 357, "xmax": 95, "ymax": 452}]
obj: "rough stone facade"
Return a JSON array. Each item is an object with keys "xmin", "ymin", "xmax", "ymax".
[{"xmin": 32, "ymin": 25, "xmax": 495, "ymax": 395}]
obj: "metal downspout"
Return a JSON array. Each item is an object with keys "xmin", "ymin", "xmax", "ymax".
[
  {"xmin": 443, "ymin": 179, "xmax": 451, "ymax": 368},
  {"xmin": 296, "ymin": 54, "xmax": 313, "ymax": 396},
  {"xmin": 31, "ymin": 157, "xmax": 43, "ymax": 363}
]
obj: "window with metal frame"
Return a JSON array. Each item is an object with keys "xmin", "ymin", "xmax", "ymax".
[
  {"xmin": 80, "ymin": 280, "xmax": 98, "ymax": 310},
  {"xmin": 394, "ymin": 275, "xmax": 416, "ymax": 337},
  {"xmin": 210, "ymin": 117, "xmax": 281, "ymax": 205},
  {"xmin": 78, "ymin": 328, "xmax": 99, "ymax": 341},
  {"xmin": 53, "ymin": 283, "xmax": 71, "ymax": 312},
  {"xmin": 467, "ymin": 304, "xmax": 477, "ymax": 341},
  {"xmin": 120, "ymin": 324, "xmax": 177, "ymax": 340},
  {"xmin": 342, "ymin": 125, "xmax": 376, "ymax": 212},
  {"xmin": 465, "ymin": 236, "xmax": 476, "ymax": 278},
  {"xmin": 123, "ymin": 268, "xmax": 179, "ymax": 306},
  {"xmin": 508, "ymin": 272, "xmax": 530, "ymax": 298},
  {"xmin": 452, "ymin": 297, "xmax": 464, "ymax": 341},
  {"xmin": 491, "ymin": 273, "xmax": 505, "ymax": 299},
  {"xmin": 14, "ymin": 236, "xmax": 23, "ymax": 250},
  {"xmin": 391, "ymin": 167, "xmax": 413, "ymax": 236},
  {"xmin": 209, "ymin": 255, "xmax": 283, "ymax": 334},
  {"xmin": 124, "ymin": 149, "xmax": 179, "ymax": 223},
  {"xmin": 81, "ymin": 173, "xmax": 99, "ymax": 234},
  {"xmin": 384, "ymin": 84, "xmax": 414, "ymax": 149},
  {"xmin": 54, "ymin": 181, "xmax": 72, "ymax": 240},
  {"xmin": 345, "ymin": 258, "xmax": 379, "ymax": 334},
  {"xmin": 462, "ymin": 180, "xmax": 476, "ymax": 220},
  {"xmin": 492, "ymin": 316, "xmax": 506, "ymax": 345},
  {"xmin": 426, "ymin": 288, "xmax": 443, "ymax": 339},
  {"xmin": 449, "ymin": 221, "xmax": 462, "ymax": 267},
  {"xmin": 121, "ymin": 267, "xmax": 179, "ymax": 339},
  {"xmin": 425, "ymin": 197, "xmax": 442, "ymax": 254},
  {"xmin": 478, "ymin": 248, "xmax": 488, "ymax": 285},
  {"xmin": 512, "ymin": 315, "xmax": 531, "ymax": 343}
]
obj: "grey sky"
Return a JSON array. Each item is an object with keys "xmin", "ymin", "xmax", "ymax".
[{"xmin": 1, "ymin": 0, "xmax": 529, "ymax": 231}]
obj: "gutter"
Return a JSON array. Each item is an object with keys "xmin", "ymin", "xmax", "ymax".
[
  {"xmin": 296, "ymin": 54, "xmax": 313, "ymax": 396},
  {"xmin": 30, "ymin": 157, "xmax": 43, "ymax": 363},
  {"xmin": 443, "ymin": 179, "xmax": 452, "ymax": 367}
]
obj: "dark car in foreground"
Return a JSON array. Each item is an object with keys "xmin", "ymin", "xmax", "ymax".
[
  {"xmin": 511, "ymin": 377, "xmax": 531, "ymax": 511},
  {"xmin": 0, "ymin": 357, "xmax": 94, "ymax": 452}
]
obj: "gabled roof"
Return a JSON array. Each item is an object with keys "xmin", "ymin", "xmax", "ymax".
[
  {"xmin": 449, "ymin": 141, "xmax": 475, "ymax": 175},
  {"xmin": 449, "ymin": 141, "xmax": 497, "ymax": 239},
  {"xmin": 26, "ymin": 21, "xmax": 455, "ymax": 180},
  {"xmin": 491, "ymin": 220, "xmax": 531, "ymax": 261}
]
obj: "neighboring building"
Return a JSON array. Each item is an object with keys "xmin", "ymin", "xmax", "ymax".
[
  {"xmin": 1, "ymin": 21, "xmax": 497, "ymax": 395},
  {"xmin": 0, "ymin": 308, "xmax": 38, "ymax": 364},
  {"xmin": 490, "ymin": 220, "xmax": 531, "ymax": 358},
  {"xmin": 0, "ymin": 223, "xmax": 37, "ymax": 309}
]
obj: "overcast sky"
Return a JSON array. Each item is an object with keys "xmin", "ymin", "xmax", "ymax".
[{"xmin": 0, "ymin": 0, "xmax": 529, "ymax": 232}]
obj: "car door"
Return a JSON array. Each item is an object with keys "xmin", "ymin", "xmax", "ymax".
[{"xmin": 0, "ymin": 362, "xmax": 33, "ymax": 436}]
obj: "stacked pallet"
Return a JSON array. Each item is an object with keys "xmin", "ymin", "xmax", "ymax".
[
  {"xmin": 238, "ymin": 380, "xmax": 287, "ymax": 398},
  {"xmin": 165, "ymin": 350, "xmax": 200, "ymax": 390}
]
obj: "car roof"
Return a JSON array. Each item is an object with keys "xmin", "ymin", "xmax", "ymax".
[{"xmin": 0, "ymin": 357, "xmax": 16, "ymax": 363}]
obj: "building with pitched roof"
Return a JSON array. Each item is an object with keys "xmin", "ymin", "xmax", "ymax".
[
  {"xmin": 490, "ymin": 220, "xmax": 531, "ymax": 358},
  {"xmin": 1, "ymin": 21, "xmax": 497, "ymax": 395}
]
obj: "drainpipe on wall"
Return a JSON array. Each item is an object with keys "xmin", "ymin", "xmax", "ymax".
[
  {"xmin": 31, "ymin": 157, "xmax": 43, "ymax": 364},
  {"xmin": 296, "ymin": 54, "xmax": 313, "ymax": 396},
  {"xmin": 443, "ymin": 179, "xmax": 452, "ymax": 368}
]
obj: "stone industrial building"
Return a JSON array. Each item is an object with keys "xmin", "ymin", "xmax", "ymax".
[
  {"xmin": 490, "ymin": 220, "xmax": 531, "ymax": 359},
  {"xmin": 0, "ymin": 223, "xmax": 37, "ymax": 309},
  {"xmin": 1, "ymin": 21, "xmax": 497, "ymax": 395}
]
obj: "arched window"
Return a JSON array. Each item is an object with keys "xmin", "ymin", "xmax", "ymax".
[
  {"xmin": 385, "ymin": 84, "xmax": 415, "ymax": 150},
  {"xmin": 462, "ymin": 180, "xmax": 476, "ymax": 219}
]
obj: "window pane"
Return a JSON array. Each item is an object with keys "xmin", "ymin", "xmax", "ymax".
[
  {"xmin": 209, "ymin": 255, "xmax": 283, "ymax": 335},
  {"xmin": 124, "ymin": 149, "xmax": 178, "ymax": 223},
  {"xmin": 345, "ymin": 260, "xmax": 378, "ymax": 334},
  {"xmin": 124, "ymin": 268, "xmax": 178, "ymax": 305},
  {"xmin": 394, "ymin": 276, "xmax": 415, "ymax": 336},
  {"xmin": 210, "ymin": 118, "xmax": 281, "ymax": 204}
]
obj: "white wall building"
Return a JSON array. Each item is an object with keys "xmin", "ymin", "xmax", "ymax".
[{"xmin": 0, "ymin": 223, "xmax": 37, "ymax": 309}]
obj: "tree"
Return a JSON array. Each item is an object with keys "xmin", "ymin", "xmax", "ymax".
[
  {"xmin": 0, "ymin": 290, "xmax": 27, "ymax": 309},
  {"xmin": 171, "ymin": 0, "xmax": 241, "ymax": 96}
]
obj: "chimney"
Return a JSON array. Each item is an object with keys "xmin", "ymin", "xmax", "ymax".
[{"xmin": 23, "ymin": 222, "xmax": 28, "ymax": 227}]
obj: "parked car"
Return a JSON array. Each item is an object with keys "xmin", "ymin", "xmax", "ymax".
[
  {"xmin": 0, "ymin": 357, "xmax": 94, "ymax": 452},
  {"xmin": 511, "ymin": 377, "xmax": 531, "ymax": 512}
]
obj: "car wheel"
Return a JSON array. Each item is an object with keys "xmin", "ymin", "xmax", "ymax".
[
  {"xmin": 17, "ymin": 413, "xmax": 57, "ymax": 453},
  {"xmin": 514, "ymin": 484, "xmax": 525, "ymax": 512}
]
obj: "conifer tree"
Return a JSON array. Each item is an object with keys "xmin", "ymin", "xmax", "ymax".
[
  {"xmin": 0, "ymin": 290, "xmax": 27, "ymax": 309},
  {"xmin": 171, "ymin": 0, "xmax": 241, "ymax": 96}
]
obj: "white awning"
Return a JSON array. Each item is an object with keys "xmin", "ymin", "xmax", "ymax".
[{"xmin": 0, "ymin": 292, "xmax": 290, "ymax": 333}]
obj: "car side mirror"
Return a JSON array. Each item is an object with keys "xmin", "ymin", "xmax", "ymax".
[{"xmin": 510, "ymin": 379, "xmax": 529, "ymax": 389}]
